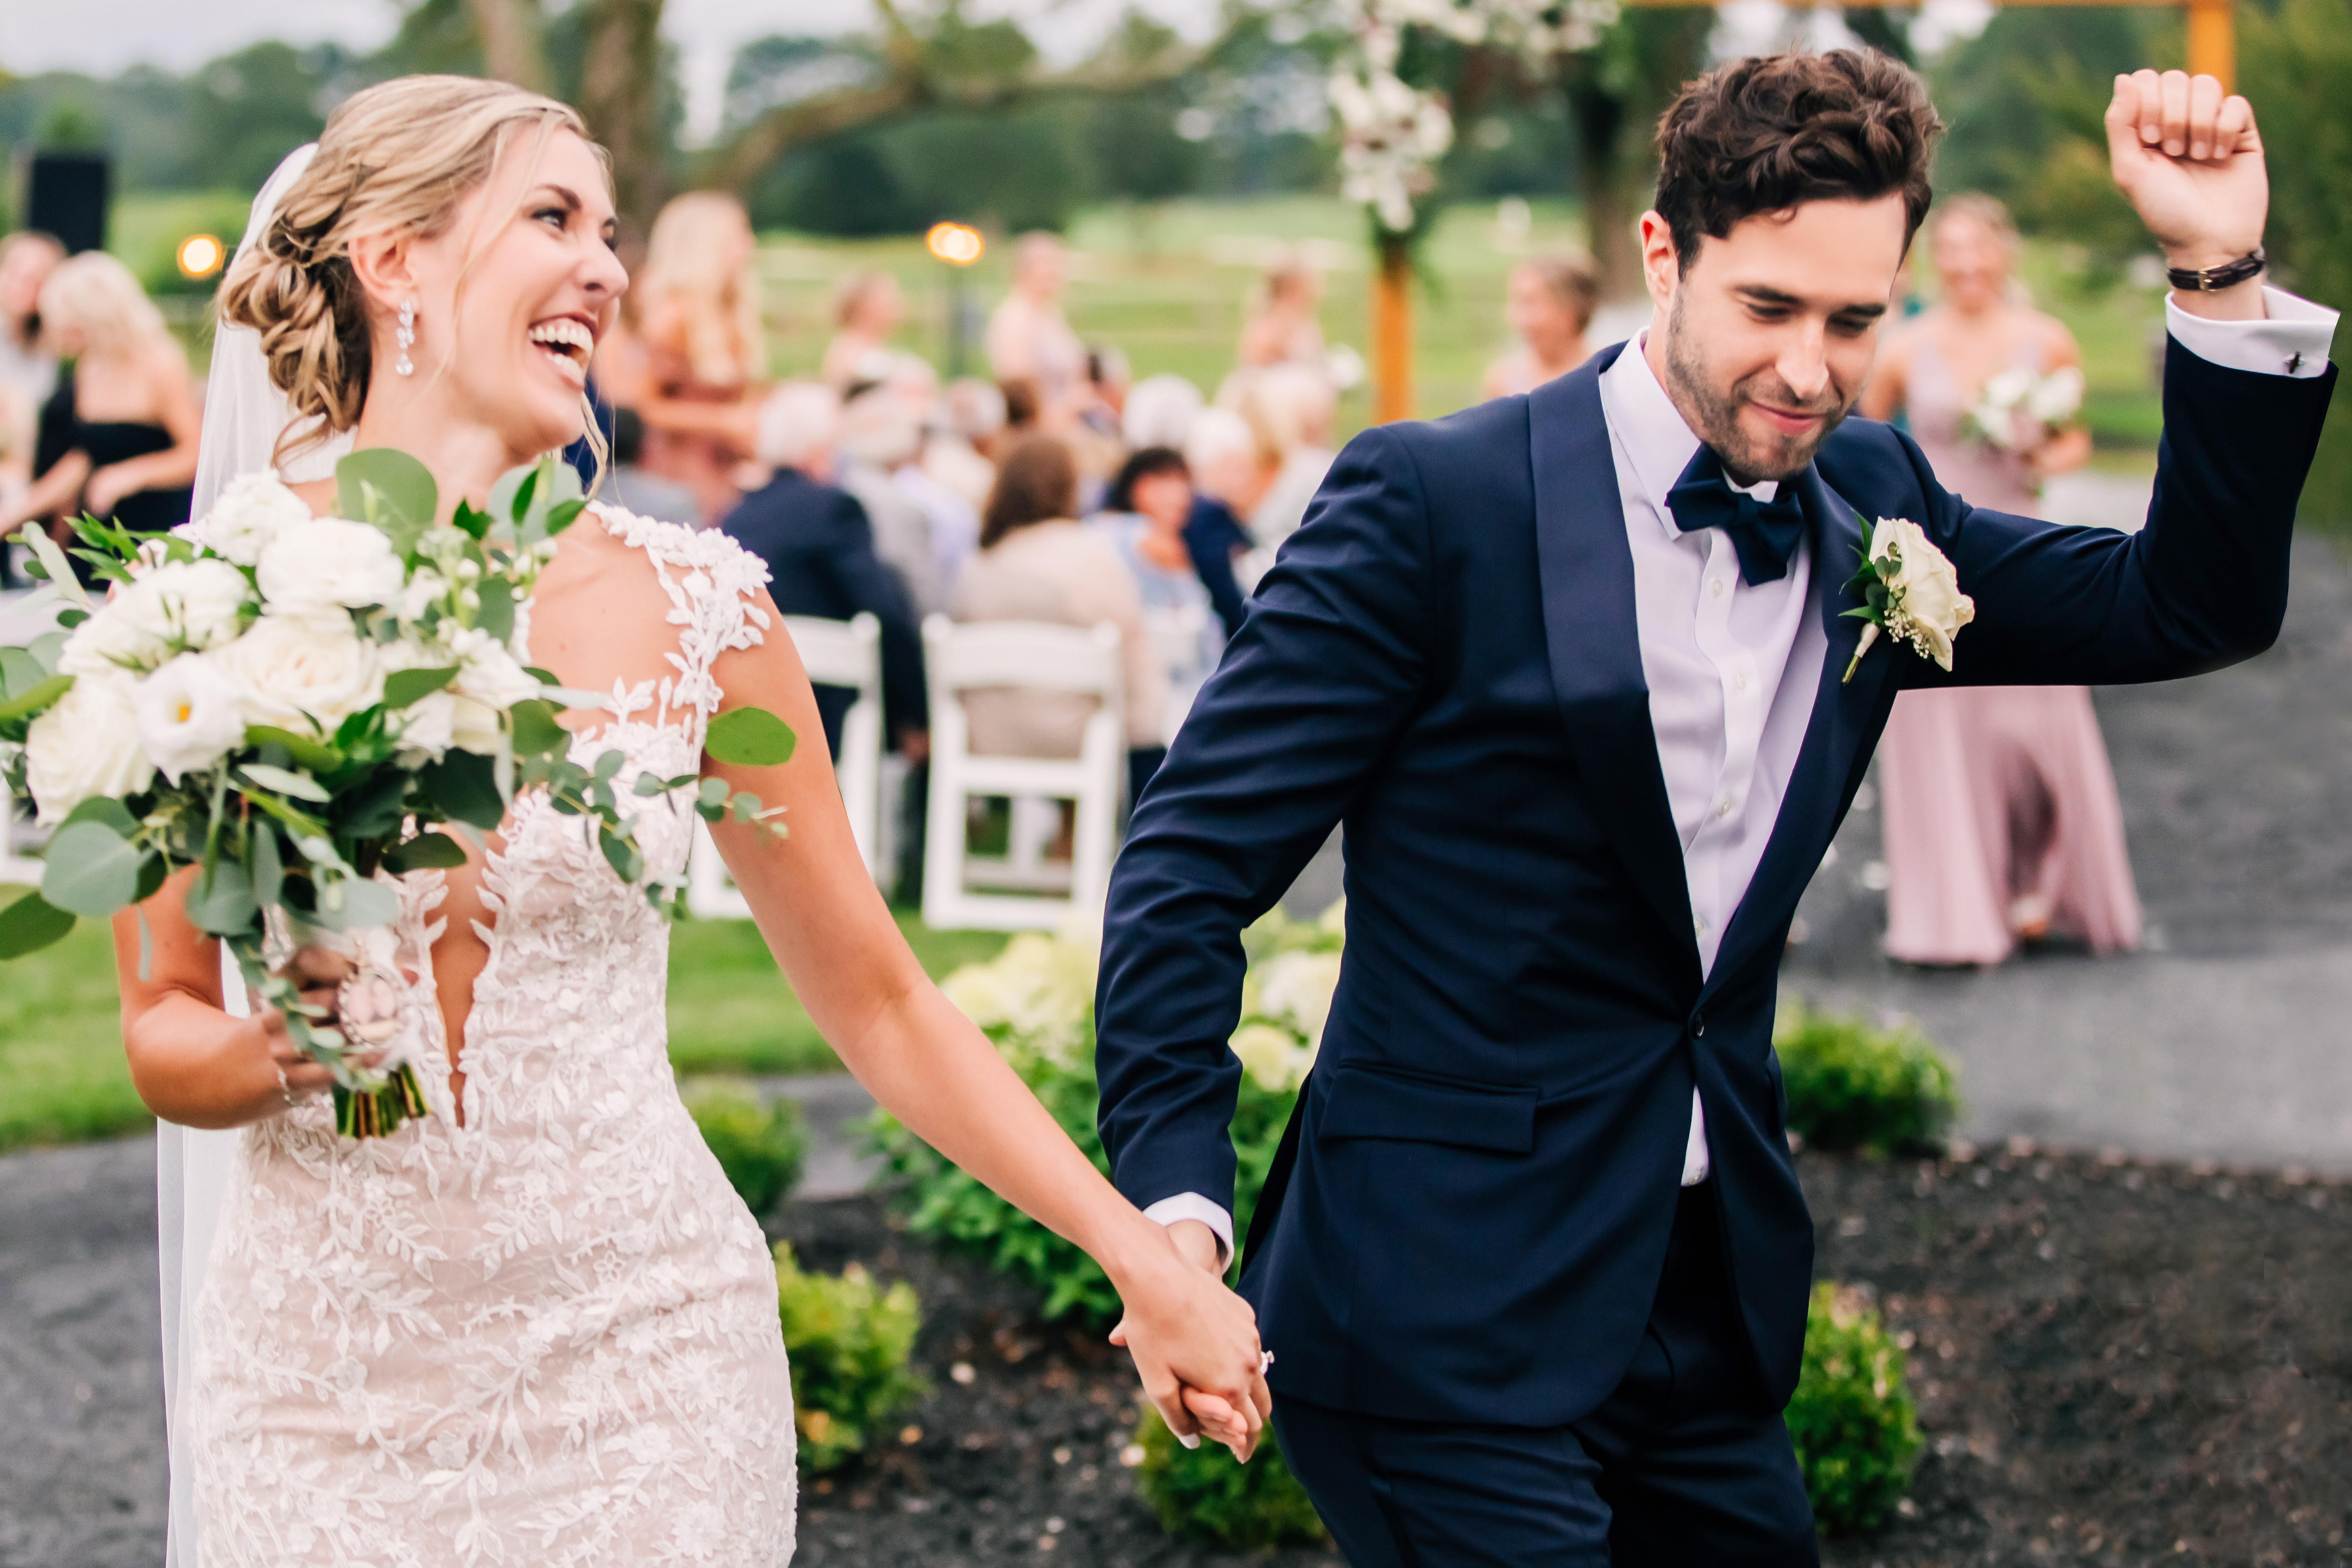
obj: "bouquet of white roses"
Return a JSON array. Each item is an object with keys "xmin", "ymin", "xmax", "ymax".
[
  {"xmin": 1961, "ymin": 365, "xmax": 2085, "ymax": 454},
  {"xmin": 0, "ymin": 449, "xmax": 793, "ymax": 1138}
]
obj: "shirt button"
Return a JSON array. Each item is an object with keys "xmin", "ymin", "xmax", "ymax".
[
  {"xmin": 1717, "ymin": 798, "xmax": 1733, "ymax": 818},
  {"xmin": 1734, "ymin": 673, "xmax": 1750, "ymax": 692},
  {"xmin": 1710, "ymin": 578, "xmax": 1727, "ymax": 599}
]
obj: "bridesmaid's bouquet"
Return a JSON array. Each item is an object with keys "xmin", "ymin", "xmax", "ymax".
[
  {"xmin": 1961, "ymin": 365, "xmax": 2085, "ymax": 454},
  {"xmin": 0, "ymin": 451, "xmax": 793, "ymax": 1138}
]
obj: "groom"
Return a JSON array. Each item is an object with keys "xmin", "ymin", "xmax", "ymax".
[{"xmin": 1096, "ymin": 50, "xmax": 2337, "ymax": 1563}]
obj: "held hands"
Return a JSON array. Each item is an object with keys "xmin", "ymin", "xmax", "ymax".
[
  {"xmin": 2105, "ymin": 70, "xmax": 2268, "ymax": 308},
  {"xmin": 1106, "ymin": 1220, "xmax": 1273, "ymax": 1462}
]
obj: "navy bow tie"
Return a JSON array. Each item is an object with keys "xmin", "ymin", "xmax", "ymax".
[{"xmin": 1664, "ymin": 447, "xmax": 1808, "ymax": 586}]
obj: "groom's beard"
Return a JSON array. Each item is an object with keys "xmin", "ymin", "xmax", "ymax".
[{"xmin": 1662, "ymin": 294, "xmax": 1854, "ymax": 485}]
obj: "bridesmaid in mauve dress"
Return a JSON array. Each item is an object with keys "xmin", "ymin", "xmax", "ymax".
[{"xmin": 1859, "ymin": 195, "xmax": 2143, "ymax": 965}]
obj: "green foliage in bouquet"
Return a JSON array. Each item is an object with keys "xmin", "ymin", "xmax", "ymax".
[
  {"xmin": 1788, "ymin": 1281, "xmax": 1922, "ymax": 1535},
  {"xmin": 863, "ymin": 902, "xmax": 1342, "ymax": 1328},
  {"xmin": 1773, "ymin": 1000, "xmax": 1959, "ymax": 1158},
  {"xmin": 685, "ymin": 1080, "xmax": 808, "ymax": 1216},
  {"xmin": 774, "ymin": 1242, "xmax": 926, "ymax": 1473},
  {"xmin": 0, "ymin": 451, "xmax": 795, "ymax": 1139},
  {"xmin": 1131, "ymin": 1405, "xmax": 1328, "ymax": 1551}
]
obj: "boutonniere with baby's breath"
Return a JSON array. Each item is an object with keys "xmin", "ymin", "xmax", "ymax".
[{"xmin": 1841, "ymin": 516, "xmax": 1976, "ymax": 685}]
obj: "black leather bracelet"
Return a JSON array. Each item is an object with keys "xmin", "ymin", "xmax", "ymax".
[{"xmin": 2166, "ymin": 248, "xmax": 2265, "ymax": 292}]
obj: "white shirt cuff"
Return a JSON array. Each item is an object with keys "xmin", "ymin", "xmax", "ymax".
[
  {"xmin": 1682, "ymin": 1087, "xmax": 1711, "ymax": 1185},
  {"xmin": 1143, "ymin": 1192, "xmax": 1235, "ymax": 1269},
  {"xmin": 2166, "ymin": 285, "xmax": 2338, "ymax": 378}
]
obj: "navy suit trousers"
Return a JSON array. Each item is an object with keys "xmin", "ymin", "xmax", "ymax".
[{"xmin": 1273, "ymin": 1184, "xmax": 1819, "ymax": 1566}]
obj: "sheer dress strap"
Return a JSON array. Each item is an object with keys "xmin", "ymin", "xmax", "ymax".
[{"xmin": 589, "ymin": 502, "xmax": 773, "ymax": 747}]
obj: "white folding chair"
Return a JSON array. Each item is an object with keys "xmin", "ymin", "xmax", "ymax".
[
  {"xmin": 0, "ymin": 588, "xmax": 60, "ymax": 888},
  {"xmin": 921, "ymin": 615, "xmax": 1124, "ymax": 932},
  {"xmin": 686, "ymin": 612, "xmax": 886, "ymax": 919}
]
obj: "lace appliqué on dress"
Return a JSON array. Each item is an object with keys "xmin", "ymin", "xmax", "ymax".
[{"xmin": 186, "ymin": 506, "xmax": 796, "ymax": 1567}]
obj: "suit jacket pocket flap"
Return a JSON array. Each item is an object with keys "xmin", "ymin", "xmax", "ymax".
[{"xmin": 1319, "ymin": 1065, "xmax": 1537, "ymax": 1154}]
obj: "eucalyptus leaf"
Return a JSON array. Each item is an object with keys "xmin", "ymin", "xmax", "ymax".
[
  {"xmin": 0, "ymin": 891, "xmax": 75, "ymax": 959},
  {"xmin": 186, "ymin": 860, "xmax": 259, "ymax": 937},
  {"xmin": 40, "ymin": 821, "xmax": 147, "ymax": 916},
  {"xmin": 245, "ymin": 726, "xmax": 343, "ymax": 772},
  {"xmin": 598, "ymin": 826, "xmax": 640, "ymax": 883},
  {"xmin": 475, "ymin": 577, "xmax": 516, "ymax": 642},
  {"xmin": 452, "ymin": 501, "xmax": 492, "ymax": 541},
  {"xmin": 252, "ymin": 823, "xmax": 285, "ymax": 908},
  {"xmin": 0, "ymin": 672, "xmax": 71, "ymax": 724},
  {"xmin": 382, "ymin": 665, "xmax": 459, "ymax": 709},
  {"xmin": 337, "ymin": 769, "xmax": 410, "ymax": 840},
  {"xmin": 61, "ymin": 795, "xmax": 139, "ymax": 837},
  {"xmin": 132, "ymin": 850, "xmax": 168, "ymax": 905},
  {"xmin": 337, "ymin": 449, "xmax": 438, "ymax": 540},
  {"xmin": 13, "ymin": 524, "xmax": 89, "ymax": 606},
  {"xmin": 704, "ymin": 706, "xmax": 797, "ymax": 768},
  {"xmin": 544, "ymin": 498, "xmax": 586, "ymax": 536},
  {"xmin": 313, "ymin": 875, "xmax": 400, "ymax": 933},
  {"xmin": 383, "ymin": 831, "xmax": 468, "ymax": 873},
  {"xmin": 25, "ymin": 630, "xmax": 66, "ymax": 675},
  {"xmin": 508, "ymin": 698, "xmax": 568, "ymax": 759},
  {"xmin": 0, "ymin": 646, "xmax": 44, "ymax": 697},
  {"xmin": 238, "ymin": 763, "xmax": 333, "ymax": 803},
  {"xmin": 55, "ymin": 606, "xmax": 89, "ymax": 629}
]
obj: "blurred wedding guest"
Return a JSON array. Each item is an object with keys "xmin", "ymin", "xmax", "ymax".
[
  {"xmin": 2, "ymin": 252, "xmax": 200, "ymax": 569},
  {"xmin": 1482, "ymin": 251, "xmax": 1599, "ymax": 399},
  {"xmin": 0, "ymin": 232, "xmax": 64, "ymax": 417},
  {"xmin": 951, "ymin": 433, "xmax": 1166, "ymax": 796},
  {"xmin": 986, "ymin": 234, "xmax": 1087, "ymax": 427},
  {"xmin": 1223, "ymin": 364, "xmax": 1335, "ymax": 567},
  {"xmin": 1237, "ymin": 249, "xmax": 1326, "ymax": 372},
  {"xmin": 1859, "ymin": 193, "xmax": 2137, "ymax": 964},
  {"xmin": 1122, "ymin": 373, "xmax": 1203, "ymax": 452},
  {"xmin": 604, "ymin": 190, "xmax": 764, "ymax": 525},
  {"xmin": 1179, "ymin": 407, "xmax": 1256, "ymax": 639},
  {"xmin": 723, "ymin": 382, "xmax": 927, "ymax": 761},
  {"xmin": 822, "ymin": 270, "xmax": 905, "ymax": 390},
  {"xmin": 837, "ymin": 382, "xmax": 945, "ymax": 615},
  {"xmin": 1093, "ymin": 446, "xmax": 1224, "ymax": 742},
  {"xmin": 601, "ymin": 407, "xmax": 699, "ymax": 526},
  {"xmin": 925, "ymin": 377, "xmax": 1004, "ymax": 514}
]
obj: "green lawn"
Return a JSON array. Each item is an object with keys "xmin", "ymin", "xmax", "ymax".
[{"xmin": 0, "ymin": 889, "xmax": 1005, "ymax": 1154}]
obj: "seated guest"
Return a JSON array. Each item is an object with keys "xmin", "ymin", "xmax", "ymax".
[
  {"xmin": 601, "ymin": 406, "xmax": 700, "ymax": 526},
  {"xmin": 1121, "ymin": 373, "xmax": 1204, "ymax": 453},
  {"xmin": 838, "ymin": 383, "xmax": 945, "ymax": 615},
  {"xmin": 723, "ymin": 383, "xmax": 927, "ymax": 762},
  {"xmin": 951, "ymin": 433, "xmax": 1167, "ymax": 798},
  {"xmin": 1481, "ymin": 250, "xmax": 1600, "ymax": 399},
  {"xmin": 1181, "ymin": 407, "xmax": 1259, "ymax": 636},
  {"xmin": 924, "ymin": 377, "xmax": 1004, "ymax": 513},
  {"xmin": 1093, "ymin": 447, "xmax": 1224, "ymax": 744},
  {"xmin": 1217, "ymin": 363, "xmax": 1336, "ymax": 570}
]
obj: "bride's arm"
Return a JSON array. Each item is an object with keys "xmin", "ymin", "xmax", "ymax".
[
  {"xmin": 705, "ymin": 592, "xmax": 1272, "ymax": 1455},
  {"xmin": 113, "ymin": 868, "xmax": 347, "ymax": 1129}
]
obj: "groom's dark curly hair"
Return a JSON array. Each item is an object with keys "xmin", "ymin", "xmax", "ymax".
[{"xmin": 1654, "ymin": 50, "xmax": 1943, "ymax": 268}]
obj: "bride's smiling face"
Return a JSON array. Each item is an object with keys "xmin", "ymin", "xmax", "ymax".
[{"xmin": 364, "ymin": 128, "xmax": 627, "ymax": 457}]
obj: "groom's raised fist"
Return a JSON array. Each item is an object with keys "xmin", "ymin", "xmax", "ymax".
[{"xmin": 2106, "ymin": 69, "xmax": 2269, "ymax": 318}]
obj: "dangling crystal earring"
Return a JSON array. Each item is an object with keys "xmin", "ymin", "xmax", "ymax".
[{"xmin": 395, "ymin": 299, "xmax": 417, "ymax": 377}]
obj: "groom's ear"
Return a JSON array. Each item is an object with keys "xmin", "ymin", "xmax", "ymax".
[
  {"xmin": 345, "ymin": 229, "xmax": 421, "ymax": 315},
  {"xmin": 1638, "ymin": 210, "xmax": 1682, "ymax": 311}
]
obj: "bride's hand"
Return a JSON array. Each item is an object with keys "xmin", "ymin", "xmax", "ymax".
[
  {"xmin": 1105, "ymin": 1225, "xmax": 1273, "ymax": 1461},
  {"xmin": 254, "ymin": 946, "xmax": 362, "ymax": 1113}
]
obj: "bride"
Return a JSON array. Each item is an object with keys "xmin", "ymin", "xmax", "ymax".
[{"xmin": 121, "ymin": 75, "xmax": 1268, "ymax": 1567}]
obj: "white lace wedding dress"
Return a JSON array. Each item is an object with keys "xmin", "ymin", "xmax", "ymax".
[{"xmin": 184, "ymin": 507, "xmax": 798, "ymax": 1567}]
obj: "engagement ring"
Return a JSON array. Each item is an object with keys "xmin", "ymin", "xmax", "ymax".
[
  {"xmin": 335, "ymin": 966, "xmax": 405, "ymax": 1052},
  {"xmin": 275, "ymin": 1064, "xmax": 298, "ymax": 1109}
]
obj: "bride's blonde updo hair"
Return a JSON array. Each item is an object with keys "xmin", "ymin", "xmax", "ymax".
[{"xmin": 218, "ymin": 74, "xmax": 604, "ymax": 458}]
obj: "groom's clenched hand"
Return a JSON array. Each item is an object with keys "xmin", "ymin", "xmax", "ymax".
[{"xmin": 2106, "ymin": 69, "xmax": 2268, "ymax": 321}]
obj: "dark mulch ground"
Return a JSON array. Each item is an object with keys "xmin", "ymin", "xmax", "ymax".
[{"xmin": 780, "ymin": 1142, "xmax": 2352, "ymax": 1568}]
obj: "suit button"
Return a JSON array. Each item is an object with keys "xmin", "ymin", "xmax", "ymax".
[{"xmin": 1692, "ymin": 1016, "xmax": 1707, "ymax": 1038}]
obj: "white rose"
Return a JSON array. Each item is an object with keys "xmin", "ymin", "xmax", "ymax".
[
  {"xmin": 447, "ymin": 695, "xmax": 504, "ymax": 755},
  {"xmin": 218, "ymin": 614, "xmax": 385, "ymax": 735},
  {"xmin": 397, "ymin": 567, "xmax": 450, "ymax": 624},
  {"xmin": 256, "ymin": 517, "xmax": 407, "ymax": 617},
  {"xmin": 25, "ymin": 674, "xmax": 154, "ymax": 824},
  {"xmin": 143, "ymin": 558, "xmax": 252, "ymax": 653},
  {"xmin": 1872, "ymin": 516, "xmax": 1976, "ymax": 671},
  {"xmin": 134, "ymin": 653, "xmax": 248, "ymax": 784},
  {"xmin": 395, "ymin": 690, "xmax": 502, "ymax": 760},
  {"xmin": 185, "ymin": 470, "xmax": 314, "ymax": 566},
  {"xmin": 2026, "ymin": 366, "xmax": 2085, "ymax": 427}
]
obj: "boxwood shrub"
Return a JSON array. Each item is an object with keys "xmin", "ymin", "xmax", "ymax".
[
  {"xmin": 1773, "ymin": 1000, "xmax": 1960, "ymax": 1157},
  {"xmin": 1132, "ymin": 1407, "xmax": 1328, "ymax": 1550},
  {"xmin": 775, "ymin": 1242, "xmax": 926, "ymax": 1473},
  {"xmin": 1789, "ymin": 1281, "xmax": 1922, "ymax": 1534},
  {"xmin": 686, "ymin": 1080, "xmax": 808, "ymax": 1217}
]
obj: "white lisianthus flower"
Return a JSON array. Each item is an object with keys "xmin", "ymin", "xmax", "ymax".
[
  {"xmin": 133, "ymin": 653, "xmax": 248, "ymax": 784},
  {"xmin": 257, "ymin": 517, "xmax": 406, "ymax": 616},
  {"xmin": 25, "ymin": 674, "xmax": 154, "ymax": 823},
  {"xmin": 57, "ymin": 593, "xmax": 169, "ymax": 676},
  {"xmin": 144, "ymin": 558, "xmax": 253, "ymax": 652},
  {"xmin": 219, "ymin": 613, "xmax": 385, "ymax": 734},
  {"xmin": 447, "ymin": 626, "xmax": 544, "ymax": 711},
  {"xmin": 181, "ymin": 470, "xmax": 315, "ymax": 566},
  {"xmin": 447, "ymin": 694, "xmax": 504, "ymax": 755}
]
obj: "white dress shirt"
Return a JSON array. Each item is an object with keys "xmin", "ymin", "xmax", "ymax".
[{"xmin": 1149, "ymin": 288, "xmax": 2339, "ymax": 1264}]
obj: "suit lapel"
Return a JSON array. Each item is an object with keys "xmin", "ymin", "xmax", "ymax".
[
  {"xmin": 1708, "ymin": 466, "xmax": 1897, "ymax": 986},
  {"xmin": 1528, "ymin": 346, "xmax": 1700, "ymax": 983}
]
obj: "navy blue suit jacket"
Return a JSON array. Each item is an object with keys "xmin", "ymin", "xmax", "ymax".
[{"xmin": 1094, "ymin": 338, "xmax": 2335, "ymax": 1427}]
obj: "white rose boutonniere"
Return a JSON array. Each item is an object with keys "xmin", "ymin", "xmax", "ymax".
[{"xmin": 1842, "ymin": 516, "xmax": 1975, "ymax": 683}]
